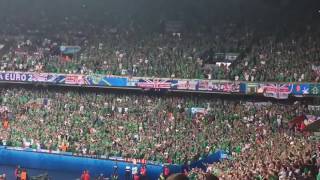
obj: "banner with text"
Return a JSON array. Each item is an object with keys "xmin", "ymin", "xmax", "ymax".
[
  {"xmin": 0, "ymin": 72, "xmax": 33, "ymax": 82},
  {"xmin": 3, "ymin": 71, "xmax": 320, "ymax": 97}
]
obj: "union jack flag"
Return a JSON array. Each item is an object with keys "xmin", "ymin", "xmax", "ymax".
[
  {"xmin": 198, "ymin": 81, "xmax": 209, "ymax": 91},
  {"xmin": 176, "ymin": 81, "xmax": 190, "ymax": 90},
  {"xmin": 263, "ymin": 84, "xmax": 292, "ymax": 99},
  {"xmin": 137, "ymin": 79, "xmax": 171, "ymax": 89},
  {"xmin": 223, "ymin": 83, "xmax": 233, "ymax": 92},
  {"xmin": 32, "ymin": 73, "xmax": 48, "ymax": 82},
  {"xmin": 65, "ymin": 75, "xmax": 88, "ymax": 85}
]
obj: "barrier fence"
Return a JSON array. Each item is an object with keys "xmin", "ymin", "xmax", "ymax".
[
  {"xmin": 0, "ymin": 71, "xmax": 318, "ymax": 99},
  {"xmin": 0, "ymin": 146, "xmax": 225, "ymax": 179}
]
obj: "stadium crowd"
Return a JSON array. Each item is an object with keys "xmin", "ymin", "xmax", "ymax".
[
  {"xmin": 230, "ymin": 30, "xmax": 320, "ymax": 82},
  {"xmin": 188, "ymin": 127, "xmax": 320, "ymax": 180},
  {"xmin": 0, "ymin": 88, "xmax": 319, "ymax": 179},
  {"xmin": 0, "ymin": 18, "xmax": 320, "ymax": 82},
  {"xmin": 0, "ymin": 20, "xmax": 250, "ymax": 79},
  {"xmin": 0, "ymin": 2, "xmax": 320, "ymax": 180}
]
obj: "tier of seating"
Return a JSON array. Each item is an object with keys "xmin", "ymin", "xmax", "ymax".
[
  {"xmin": 0, "ymin": 88, "xmax": 319, "ymax": 179},
  {"xmin": 0, "ymin": 18, "xmax": 319, "ymax": 82}
]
